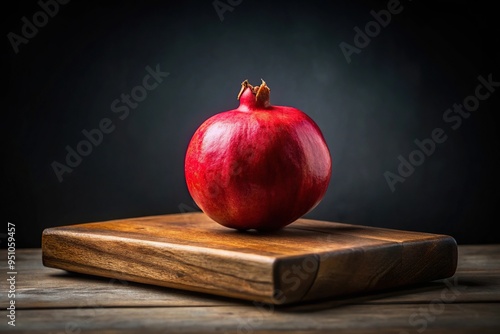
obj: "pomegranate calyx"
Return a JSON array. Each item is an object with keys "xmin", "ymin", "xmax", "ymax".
[
  {"xmin": 237, "ymin": 79, "xmax": 251, "ymax": 100},
  {"xmin": 237, "ymin": 79, "xmax": 271, "ymax": 109}
]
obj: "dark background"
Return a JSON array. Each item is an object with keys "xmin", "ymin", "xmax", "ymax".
[{"xmin": 4, "ymin": 0, "xmax": 499, "ymax": 248}]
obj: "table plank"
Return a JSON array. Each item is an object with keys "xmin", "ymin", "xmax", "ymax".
[
  {"xmin": 11, "ymin": 268, "xmax": 500, "ymax": 309},
  {"xmin": 1, "ymin": 245, "xmax": 499, "ymax": 333},
  {"xmin": 456, "ymin": 245, "xmax": 500, "ymax": 272},
  {"xmin": 3, "ymin": 304, "xmax": 500, "ymax": 334},
  {"xmin": 3, "ymin": 247, "xmax": 499, "ymax": 309}
]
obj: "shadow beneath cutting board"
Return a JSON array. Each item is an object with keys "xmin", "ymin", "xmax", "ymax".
[
  {"xmin": 48, "ymin": 271, "xmax": 461, "ymax": 312},
  {"xmin": 276, "ymin": 281, "xmax": 448, "ymax": 312},
  {"xmin": 277, "ymin": 273, "xmax": 499, "ymax": 312}
]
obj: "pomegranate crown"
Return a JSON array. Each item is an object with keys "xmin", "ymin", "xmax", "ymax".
[{"xmin": 237, "ymin": 79, "xmax": 271, "ymax": 108}]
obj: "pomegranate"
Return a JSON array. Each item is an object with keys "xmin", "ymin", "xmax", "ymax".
[{"xmin": 184, "ymin": 80, "xmax": 331, "ymax": 230}]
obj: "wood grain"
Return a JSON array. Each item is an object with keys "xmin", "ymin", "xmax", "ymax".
[
  {"xmin": 1, "ymin": 246, "xmax": 499, "ymax": 333},
  {"xmin": 4, "ymin": 304, "xmax": 500, "ymax": 334},
  {"xmin": 41, "ymin": 212, "xmax": 457, "ymax": 304}
]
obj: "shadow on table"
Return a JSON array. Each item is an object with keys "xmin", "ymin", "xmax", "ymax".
[
  {"xmin": 277, "ymin": 281, "xmax": 448, "ymax": 312},
  {"xmin": 48, "ymin": 271, "xmax": 474, "ymax": 312}
]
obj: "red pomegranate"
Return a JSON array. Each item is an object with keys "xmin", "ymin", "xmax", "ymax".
[{"xmin": 184, "ymin": 80, "xmax": 332, "ymax": 230}]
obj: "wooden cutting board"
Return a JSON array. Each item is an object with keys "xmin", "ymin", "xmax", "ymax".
[{"xmin": 42, "ymin": 212, "xmax": 457, "ymax": 305}]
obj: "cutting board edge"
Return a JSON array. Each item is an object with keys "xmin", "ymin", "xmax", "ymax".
[{"xmin": 41, "ymin": 228, "xmax": 278, "ymax": 304}]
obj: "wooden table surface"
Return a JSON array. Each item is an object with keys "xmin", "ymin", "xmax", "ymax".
[{"xmin": 1, "ymin": 245, "xmax": 499, "ymax": 333}]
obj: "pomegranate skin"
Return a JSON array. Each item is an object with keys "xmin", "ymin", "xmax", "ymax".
[{"xmin": 184, "ymin": 80, "xmax": 331, "ymax": 230}]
